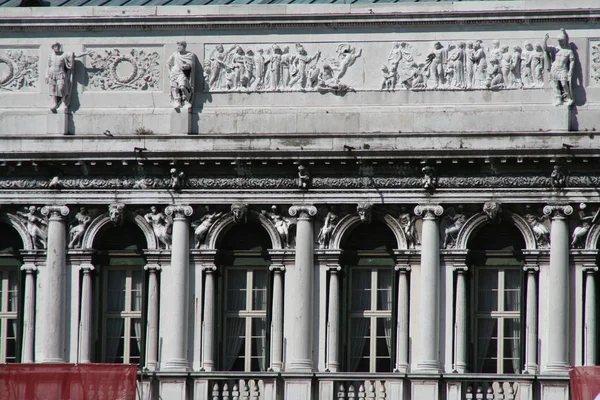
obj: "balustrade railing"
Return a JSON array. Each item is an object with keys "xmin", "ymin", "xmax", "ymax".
[{"xmin": 443, "ymin": 374, "xmax": 537, "ymax": 400}]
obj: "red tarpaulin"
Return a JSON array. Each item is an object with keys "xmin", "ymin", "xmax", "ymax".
[
  {"xmin": 570, "ymin": 366, "xmax": 600, "ymax": 400},
  {"xmin": 0, "ymin": 364, "xmax": 138, "ymax": 400}
]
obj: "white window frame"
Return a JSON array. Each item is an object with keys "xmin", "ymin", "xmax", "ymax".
[{"xmin": 0, "ymin": 269, "xmax": 18, "ymax": 363}]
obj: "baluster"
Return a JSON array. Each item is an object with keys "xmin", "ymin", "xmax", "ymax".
[
  {"xmin": 232, "ymin": 384, "xmax": 240, "ymax": 400},
  {"xmin": 367, "ymin": 382, "xmax": 376, "ymax": 400},
  {"xmin": 223, "ymin": 383, "xmax": 230, "ymax": 400},
  {"xmin": 465, "ymin": 386, "xmax": 474, "ymax": 400},
  {"xmin": 475, "ymin": 386, "xmax": 484, "ymax": 400},
  {"xmin": 337, "ymin": 383, "xmax": 347, "ymax": 400},
  {"xmin": 378, "ymin": 381, "xmax": 386, "ymax": 400},
  {"xmin": 241, "ymin": 380, "xmax": 250, "ymax": 400},
  {"xmin": 358, "ymin": 383, "xmax": 366, "ymax": 400},
  {"xmin": 252, "ymin": 380, "xmax": 260, "ymax": 400},
  {"xmin": 348, "ymin": 384, "xmax": 356, "ymax": 400},
  {"xmin": 506, "ymin": 383, "xmax": 515, "ymax": 400},
  {"xmin": 486, "ymin": 384, "xmax": 494, "ymax": 400},
  {"xmin": 212, "ymin": 383, "xmax": 220, "ymax": 400},
  {"xmin": 495, "ymin": 384, "xmax": 504, "ymax": 400}
]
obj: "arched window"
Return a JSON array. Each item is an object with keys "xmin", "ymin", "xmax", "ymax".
[
  {"xmin": 467, "ymin": 222, "xmax": 526, "ymax": 374},
  {"xmin": 342, "ymin": 221, "xmax": 396, "ymax": 373},
  {"xmin": 0, "ymin": 223, "xmax": 23, "ymax": 363},
  {"xmin": 217, "ymin": 222, "xmax": 272, "ymax": 372},
  {"xmin": 94, "ymin": 221, "xmax": 147, "ymax": 364}
]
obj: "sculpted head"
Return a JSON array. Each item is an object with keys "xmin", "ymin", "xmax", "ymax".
[
  {"xmin": 357, "ymin": 203, "xmax": 373, "ymax": 223},
  {"xmin": 109, "ymin": 203, "xmax": 125, "ymax": 226},
  {"xmin": 177, "ymin": 41, "xmax": 187, "ymax": 53},
  {"xmin": 51, "ymin": 42, "xmax": 62, "ymax": 54},
  {"xmin": 231, "ymin": 203, "xmax": 248, "ymax": 224}
]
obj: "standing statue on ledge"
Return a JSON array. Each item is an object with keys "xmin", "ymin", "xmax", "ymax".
[
  {"xmin": 543, "ymin": 29, "xmax": 575, "ymax": 107},
  {"xmin": 167, "ymin": 41, "xmax": 195, "ymax": 110},
  {"xmin": 46, "ymin": 42, "xmax": 89, "ymax": 112}
]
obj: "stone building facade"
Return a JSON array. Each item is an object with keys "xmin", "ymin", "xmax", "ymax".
[{"xmin": 1, "ymin": 1, "xmax": 600, "ymax": 399}]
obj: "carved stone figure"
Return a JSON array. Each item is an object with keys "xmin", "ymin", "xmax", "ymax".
[
  {"xmin": 524, "ymin": 206, "xmax": 550, "ymax": 248},
  {"xmin": 357, "ymin": 203, "xmax": 372, "ymax": 223},
  {"xmin": 543, "ymin": 29, "xmax": 575, "ymax": 106},
  {"xmin": 532, "ymin": 43, "xmax": 546, "ymax": 87},
  {"xmin": 317, "ymin": 207, "xmax": 339, "ymax": 249},
  {"xmin": 318, "ymin": 63, "xmax": 351, "ymax": 94},
  {"xmin": 483, "ymin": 201, "xmax": 502, "ymax": 223},
  {"xmin": 550, "ymin": 164, "xmax": 568, "ymax": 189},
  {"xmin": 167, "ymin": 41, "xmax": 195, "ymax": 110},
  {"xmin": 144, "ymin": 206, "xmax": 172, "ymax": 249},
  {"xmin": 399, "ymin": 207, "xmax": 419, "ymax": 249},
  {"xmin": 470, "ymin": 40, "xmax": 487, "ymax": 88},
  {"xmin": 231, "ymin": 203, "xmax": 248, "ymax": 224},
  {"xmin": 448, "ymin": 42, "xmax": 466, "ymax": 89},
  {"xmin": 509, "ymin": 46, "xmax": 523, "ymax": 88},
  {"xmin": 485, "ymin": 57, "xmax": 504, "ymax": 90},
  {"xmin": 425, "ymin": 42, "xmax": 446, "ymax": 89},
  {"xmin": 421, "ymin": 165, "xmax": 437, "ymax": 192},
  {"xmin": 46, "ymin": 42, "xmax": 88, "ymax": 112},
  {"xmin": 298, "ymin": 165, "xmax": 310, "ymax": 189},
  {"xmin": 68, "ymin": 207, "xmax": 91, "ymax": 249},
  {"xmin": 263, "ymin": 206, "xmax": 293, "ymax": 248},
  {"xmin": 49, "ymin": 175, "xmax": 61, "ymax": 189},
  {"xmin": 192, "ymin": 207, "xmax": 223, "ymax": 248},
  {"xmin": 170, "ymin": 168, "xmax": 185, "ymax": 191},
  {"xmin": 441, "ymin": 206, "xmax": 467, "ymax": 249},
  {"xmin": 572, "ymin": 203, "xmax": 596, "ymax": 249},
  {"xmin": 289, "ymin": 44, "xmax": 321, "ymax": 90},
  {"xmin": 521, "ymin": 42, "xmax": 535, "ymax": 88},
  {"xmin": 109, "ymin": 203, "xmax": 125, "ymax": 226},
  {"xmin": 16, "ymin": 206, "xmax": 48, "ymax": 250}
]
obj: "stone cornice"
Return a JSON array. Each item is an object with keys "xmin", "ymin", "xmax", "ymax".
[{"xmin": 0, "ymin": 6, "xmax": 599, "ymax": 30}]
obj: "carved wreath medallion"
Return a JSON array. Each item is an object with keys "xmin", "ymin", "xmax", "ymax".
[
  {"xmin": 88, "ymin": 48, "xmax": 160, "ymax": 91},
  {"xmin": 0, "ymin": 50, "xmax": 39, "ymax": 91}
]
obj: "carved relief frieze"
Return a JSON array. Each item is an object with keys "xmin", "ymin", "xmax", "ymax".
[
  {"xmin": 0, "ymin": 48, "xmax": 39, "ymax": 91},
  {"xmin": 87, "ymin": 48, "xmax": 161, "ymax": 91},
  {"xmin": 590, "ymin": 40, "xmax": 600, "ymax": 85},
  {"xmin": 203, "ymin": 43, "xmax": 361, "ymax": 94}
]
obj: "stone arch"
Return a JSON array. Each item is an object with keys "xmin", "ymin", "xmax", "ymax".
[
  {"xmin": 454, "ymin": 211, "xmax": 536, "ymax": 250},
  {"xmin": 0, "ymin": 213, "xmax": 33, "ymax": 250},
  {"xmin": 585, "ymin": 224, "xmax": 600, "ymax": 250},
  {"xmin": 206, "ymin": 210, "xmax": 282, "ymax": 250},
  {"xmin": 82, "ymin": 211, "xmax": 158, "ymax": 250},
  {"xmin": 329, "ymin": 211, "xmax": 408, "ymax": 250}
]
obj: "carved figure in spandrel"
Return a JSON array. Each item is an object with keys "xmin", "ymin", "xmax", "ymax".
[
  {"xmin": 524, "ymin": 206, "xmax": 550, "ymax": 248},
  {"xmin": 192, "ymin": 207, "xmax": 223, "ymax": 249},
  {"xmin": 317, "ymin": 207, "xmax": 339, "ymax": 249},
  {"xmin": 144, "ymin": 206, "xmax": 172, "ymax": 249},
  {"xmin": 16, "ymin": 206, "xmax": 47, "ymax": 250},
  {"xmin": 571, "ymin": 203, "xmax": 596, "ymax": 249},
  {"xmin": 68, "ymin": 207, "xmax": 91, "ymax": 249}
]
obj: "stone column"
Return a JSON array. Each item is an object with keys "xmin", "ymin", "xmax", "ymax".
[
  {"xmin": 202, "ymin": 264, "xmax": 217, "ymax": 371},
  {"xmin": 394, "ymin": 263, "xmax": 410, "ymax": 373},
  {"xmin": 288, "ymin": 204, "xmax": 317, "ymax": 372},
  {"xmin": 163, "ymin": 204, "xmax": 193, "ymax": 371},
  {"xmin": 270, "ymin": 264, "xmax": 285, "ymax": 371},
  {"xmin": 39, "ymin": 205, "xmax": 69, "ymax": 363},
  {"xmin": 413, "ymin": 204, "xmax": 443, "ymax": 373},
  {"xmin": 543, "ymin": 204, "xmax": 573, "ymax": 373},
  {"xmin": 523, "ymin": 264, "xmax": 539, "ymax": 373},
  {"xmin": 20, "ymin": 262, "xmax": 37, "ymax": 363},
  {"xmin": 78, "ymin": 263, "xmax": 94, "ymax": 363},
  {"xmin": 326, "ymin": 264, "xmax": 341, "ymax": 372},
  {"xmin": 454, "ymin": 264, "xmax": 468, "ymax": 373},
  {"xmin": 583, "ymin": 264, "xmax": 598, "ymax": 366},
  {"xmin": 144, "ymin": 263, "xmax": 161, "ymax": 371}
]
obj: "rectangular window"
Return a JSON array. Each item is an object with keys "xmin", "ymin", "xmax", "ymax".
[
  {"xmin": 223, "ymin": 268, "xmax": 268, "ymax": 372},
  {"xmin": 348, "ymin": 268, "xmax": 392, "ymax": 373},
  {"xmin": 475, "ymin": 267, "xmax": 521, "ymax": 373},
  {"xmin": 102, "ymin": 268, "xmax": 143, "ymax": 364},
  {"xmin": 0, "ymin": 269, "xmax": 18, "ymax": 363}
]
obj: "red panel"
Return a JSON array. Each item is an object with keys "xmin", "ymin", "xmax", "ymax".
[
  {"xmin": 0, "ymin": 364, "xmax": 137, "ymax": 400},
  {"xmin": 570, "ymin": 366, "xmax": 600, "ymax": 400}
]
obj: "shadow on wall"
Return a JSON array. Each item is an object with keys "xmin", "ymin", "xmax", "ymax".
[{"xmin": 570, "ymin": 42, "xmax": 586, "ymax": 131}]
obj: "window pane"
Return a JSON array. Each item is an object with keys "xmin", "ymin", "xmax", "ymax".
[
  {"xmin": 227, "ymin": 270, "xmax": 247, "ymax": 311},
  {"xmin": 477, "ymin": 269, "xmax": 498, "ymax": 312},
  {"xmin": 504, "ymin": 270, "xmax": 521, "ymax": 312},
  {"xmin": 351, "ymin": 270, "xmax": 371, "ymax": 311},
  {"xmin": 224, "ymin": 317, "xmax": 246, "ymax": 371},
  {"xmin": 349, "ymin": 317, "xmax": 370, "ymax": 372},
  {"xmin": 251, "ymin": 318, "xmax": 267, "ymax": 372},
  {"xmin": 6, "ymin": 320, "xmax": 17, "ymax": 363},
  {"xmin": 131, "ymin": 270, "xmax": 143, "ymax": 312},
  {"xmin": 376, "ymin": 318, "xmax": 392, "ymax": 357},
  {"xmin": 130, "ymin": 318, "xmax": 142, "ymax": 364},
  {"xmin": 252, "ymin": 270, "xmax": 267, "ymax": 311},
  {"xmin": 477, "ymin": 318, "xmax": 498, "ymax": 367},
  {"xmin": 376, "ymin": 269, "xmax": 392, "ymax": 311},
  {"xmin": 107, "ymin": 271, "xmax": 126, "ymax": 312},
  {"xmin": 8, "ymin": 271, "xmax": 18, "ymax": 313},
  {"xmin": 105, "ymin": 318, "xmax": 125, "ymax": 363}
]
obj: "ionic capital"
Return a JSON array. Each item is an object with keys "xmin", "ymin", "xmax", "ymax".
[
  {"xmin": 165, "ymin": 204, "xmax": 193, "ymax": 219},
  {"xmin": 269, "ymin": 264, "xmax": 286, "ymax": 273},
  {"xmin": 414, "ymin": 204, "xmax": 444, "ymax": 219},
  {"xmin": 20, "ymin": 263, "xmax": 38, "ymax": 273},
  {"xmin": 41, "ymin": 205, "xmax": 70, "ymax": 220},
  {"xmin": 583, "ymin": 264, "xmax": 599, "ymax": 273},
  {"xmin": 453, "ymin": 264, "xmax": 468, "ymax": 273},
  {"xmin": 543, "ymin": 204, "xmax": 573, "ymax": 219},
  {"xmin": 203, "ymin": 264, "xmax": 218, "ymax": 273},
  {"xmin": 523, "ymin": 264, "xmax": 540, "ymax": 273},
  {"xmin": 326, "ymin": 264, "xmax": 342, "ymax": 273},
  {"xmin": 289, "ymin": 204, "xmax": 317, "ymax": 219},
  {"xmin": 79, "ymin": 263, "xmax": 95, "ymax": 273},
  {"xmin": 144, "ymin": 263, "xmax": 162, "ymax": 272},
  {"xmin": 394, "ymin": 264, "xmax": 411, "ymax": 273}
]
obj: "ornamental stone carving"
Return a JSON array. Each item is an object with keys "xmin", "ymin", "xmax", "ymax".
[
  {"xmin": 0, "ymin": 49, "xmax": 38, "ymax": 91},
  {"xmin": 169, "ymin": 168, "xmax": 186, "ymax": 191},
  {"xmin": 398, "ymin": 207, "xmax": 419, "ymax": 249},
  {"xmin": 16, "ymin": 206, "xmax": 48, "ymax": 250},
  {"xmin": 571, "ymin": 203, "xmax": 597, "ymax": 249},
  {"xmin": 167, "ymin": 41, "xmax": 195, "ymax": 110},
  {"xmin": 108, "ymin": 203, "xmax": 125, "ymax": 226},
  {"xmin": 483, "ymin": 201, "xmax": 502, "ymax": 223},
  {"xmin": 317, "ymin": 207, "xmax": 340, "ymax": 249},
  {"xmin": 357, "ymin": 203, "xmax": 373, "ymax": 223},
  {"xmin": 262, "ymin": 205, "xmax": 294, "ymax": 248},
  {"xmin": 550, "ymin": 164, "xmax": 568, "ymax": 189},
  {"xmin": 421, "ymin": 166, "xmax": 437, "ymax": 192},
  {"xmin": 297, "ymin": 165, "xmax": 310, "ymax": 190},
  {"xmin": 46, "ymin": 43, "xmax": 89, "ymax": 112},
  {"xmin": 68, "ymin": 207, "xmax": 92, "ymax": 249},
  {"xmin": 191, "ymin": 207, "xmax": 223, "ymax": 249},
  {"xmin": 144, "ymin": 206, "xmax": 172, "ymax": 249},
  {"xmin": 203, "ymin": 43, "xmax": 361, "ymax": 94},
  {"xmin": 414, "ymin": 204, "xmax": 444, "ymax": 219},
  {"xmin": 231, "ymin": 203, "xmax": 248, "ymax": 224},
  {"xmin": 592, "ymin": 41, "xmax": 600, "ymax": 85},
  {"xmin": 288, "ymin": 204, "xmax": 317, "ymax": 219},
  {"xmin": 524, "ymin": 205, "xmax": 551, "ymax": 248},
  {"xmin": 543, "ymin": 29, "xmax": 575, "ymax": 107},
  {"xmin": 441, "ymin": 206, "xmax": 467, "ymax": 249},
  {"xmin": 88, "ymin": 48, "xmax": 160, "ymax": 91}
]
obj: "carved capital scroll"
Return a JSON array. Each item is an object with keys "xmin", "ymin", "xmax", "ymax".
[
  {"xmin": 165, "ymin": 204, "xmax": 193, "ymax": 219},
  {"xmin": 289, "ymin": 205, "xmax": 317, "ymax": 219},
  {"xmin": 414, "ymin": 204, "xmax": 444, "ymax": 219},
  {"xmin": 41, "ymin": 205, "xmax": 70, "ymax": 220},
  {"xmin": 543, "ymin": 204, "xmax": 573, "ymax": 219}
]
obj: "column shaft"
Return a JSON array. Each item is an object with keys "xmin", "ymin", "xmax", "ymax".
[
  {"xmin": 454, "ymin": 268, "xmax": 468, "ymax": 373},
  {"xmin": 202, "ymin": 267, "xmax": 216, "ymax": 371},
  {"xmin": 145, "ymin": 265, "xmax": 160, "ymax": 370},
  {"xmin": 395, "ymin": 266, "xmax": 410, "ymax": 373},
  {"xmin": 327, "ymin": 266, "xmax": 340, "ymax": 372},
  {"xmin": 584, "ymin": 267, "xmax": 597, "ymax": 366},
  {"xmin": 288, "ymin": 205, "xmax": 317, "ymax": 372},
  {"xmin": 524, "ymin": 266, "xmax": 539, "ymax": 373},
  {"xmin": 270, "ymin": 266, "xmax": 284, "ymax": 371},
  {"xmin": 40, "ymin": 205, "xmax": 69, "ymax": 363},
  {"xmin": 163, "ymin": 205, "xmax": 192, "ymax": 370},
  {"xmin": 21, "ymin": 265, "xmax": 37, "ymax": 363},
  {"xmin": 78, "ymin": 265, "xmax": 94, "ymax": 363}
]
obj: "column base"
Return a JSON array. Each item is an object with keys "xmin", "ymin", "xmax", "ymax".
[
  {"xmin": 544, "ymin": 362, "xmax": 570, "ymax": 375},
  {"xmin": 453, "ymin": 362, "xmax": 467, "ymax": 373},
  {"xmin": 288, "ymin": 359, "xmax": 314, "ymax": 372},
  {"xmin": 40, "ymin": 358, "xmax": 66, "ymax": 363},
  {"xmin": 394, "ymin": 363, "xmax": 409, "ymax": 373},
  {"xmin": 415, "ymin": 360, "xmax": 441, "ymax": 373},
  {"xmin": 524, "ymin": 364, "xmax": 539, "ymax": 374},
  {"xmin": 161, "ymin": 359, "xmax": 190, "ymax": 371}
]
